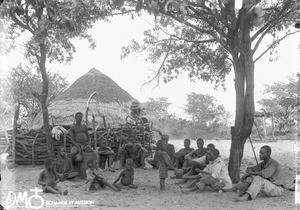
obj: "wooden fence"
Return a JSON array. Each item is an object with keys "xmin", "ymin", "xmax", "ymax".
[{"xmin": 11, "ymin": 122, "xmax": 153, "ymax": 165}]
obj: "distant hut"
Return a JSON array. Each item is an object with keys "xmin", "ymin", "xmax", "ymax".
[{"xmin": 30, "ymin": 68, "xmax": 135, "ymax": 129}]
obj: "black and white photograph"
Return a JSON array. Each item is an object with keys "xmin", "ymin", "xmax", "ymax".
[{"xmin": 0, "ymin": 0, "xmax": 299, "ymax": 209}]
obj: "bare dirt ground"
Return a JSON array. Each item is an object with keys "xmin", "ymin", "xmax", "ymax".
[{"xmin": 0, "ymin": 139, "xmax": 298, "ymax": 210}]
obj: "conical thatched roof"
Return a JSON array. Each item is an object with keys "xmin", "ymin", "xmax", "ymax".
[
  {"xmin": 54, "ymin": 68, "xmax": 134, "ymax": 103},
  {"xmin": 30, "ymin": 68, "xmax": 136, "ymax": 129}
]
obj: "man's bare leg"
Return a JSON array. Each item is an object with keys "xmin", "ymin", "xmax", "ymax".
[
  {"xmin": 43, "ymin": 186, "xmax": 60, "ymax": 194},
  {"xmin": 181, "ymin": 185, "xmax": 198, "ymax": 193},
  {"xmin": 102, "ymin": 179, "xmax": 120, "ymax": 192},
  {"xmin": 160, "ymin": 178, "xmax": 166, "ymax": 190}
]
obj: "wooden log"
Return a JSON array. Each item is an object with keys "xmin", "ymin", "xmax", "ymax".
[{"xmin": 32, "ymin": 134, "xmax": 39, "ymax": 166}]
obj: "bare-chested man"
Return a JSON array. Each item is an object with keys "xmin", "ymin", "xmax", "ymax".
[{"xmin": 69, "ymin": 112, "xmax": 90, "ymax": 162}]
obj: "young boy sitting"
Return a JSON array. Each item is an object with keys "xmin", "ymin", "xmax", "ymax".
[
  {"xmin": 85, "ymin": 159, "xmax": 120, "ymax": 192},
  {"xmin": 113, "ymin": 158, "xmax": 138, "ymax": 190},
  {"xmin": 38, "ymin": 158, "xmax": 68, "ymax": 195},
  {"xmin": 55, "ymin": 147, "xmax": 79, "ymax": 181}
]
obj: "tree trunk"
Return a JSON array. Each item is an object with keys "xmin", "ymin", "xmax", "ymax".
[
  {"xmin": 228, "ymin": 14, "xmax": 255, "ymax": 183},
  {"xmin": 39, "ymin": 43, "xmax": 54, "ymax": 158},
  {"xmin": 12, "ymin": 99, "xmax": 20, "ymax": 165}
]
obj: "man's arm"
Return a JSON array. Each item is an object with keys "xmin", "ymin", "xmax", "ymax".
[
  {"xmin": 168, "ymin": 144, "xmax": 175, "ymax": 162},
  {"xmin": 38, "ymin": 171, "xmax": 48, "ymax": 186},
  {"xmin": 162, "ymin": 152, "xmax": 175, "ymax": 170},
  {"xmin": 185, "ymin": 150, "xmax": 196, "ymax": 159},
  {"xmin": 130, "ymin": 169, "xmax": 134, "ymax": 185},
  {"xmin": 241, "ymin": 163, "xmax": 263, "ymax": 180},
  {"xmin": 113, "ymin": 171, "xmax": 123, "ymax": 185},
  {"xmin": 69, "ymin": 126, "xmax": 77, "ymax": 146},
  {"xmin": 84, "ymin": 125, "xmax": 90, "ymax": 142},
  {"xmin": 119, "ymin": 144, "xmax": 127, "ymax": 154},
  {"xmin": 248, "ymin": 162, "xmax": 276, "ymax": 178}
]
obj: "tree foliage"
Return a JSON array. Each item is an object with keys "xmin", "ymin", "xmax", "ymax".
[
  {"xmin": 4, "ymin": 65, "xmax": 69, "ymax": 127},
  {"xmin": 258, "ymin": 73, "xmax": 300, "ymax": 132},
  {"xmin": 185, "ymin": 92, "xmax": 230, "ymax": 125},
  {"xmin": 184, "ymin": 92, "xmax": 230, "ymax": 138},
  {"xmin": 120, "ymin": 0, "xmax": 297, "ymax": 86}
]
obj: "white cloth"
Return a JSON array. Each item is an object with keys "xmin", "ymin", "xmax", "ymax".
[
  {"xmin": 203, "ymin": 157, "xmax": 232, "ymax": 189},
  {"xmin": 194, "ymin": 156, "xmax": 206, "ymax": 164}
]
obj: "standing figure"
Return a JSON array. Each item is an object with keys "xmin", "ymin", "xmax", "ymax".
[
  {"xmin": 148, "ymin": 134, "xmax": 175, "ymax": 168},
  {"xmin": 69, "ymin": 112, "xmax": 90, "ymax": 163},
  {"xmin": 156, "ymin": 140, "xmax": 179, "ymax": 190}
]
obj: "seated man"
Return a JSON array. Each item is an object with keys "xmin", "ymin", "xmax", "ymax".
[
  {"xmin": 176, "ymin": 144, "xmax": 215, "ymax": 182},
  {"xmin": 182, "ymin": 138, "xmax": 208, "ymax": 170},
  {"xmin": 174, "ymin": 139, "xmax": 194, "ymax": 169},
  {"xmin": 69, "ymin": 112, "xmax": 90, "ymax": 164},
  {"xmin": 234, "ymin": 145, "xmax": 286, "ymax": 201},
  {"xmin": 148, "ymin": 134, "xmax": 175, "ymax": 168},
  {"xmin": 55, "ymin": 147, "xmax": 79, "ymax": 181},
  {"xmin": 181, "ymin": 148, "xmax": 232, "ymax": 193},
  {"xmin": 96, "ymin": 141, "xmax": 115, "ymax": 170},
  {"xmin": 119, "ymin": 135, "xmax": 147, "ymax": 169}
]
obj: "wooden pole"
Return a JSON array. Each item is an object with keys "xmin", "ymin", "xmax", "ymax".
[
  {"xmin": 249, "ymin": 136, "xmax": 259, "ymax": 165},
  {"xmin": 92, "ymin": 115, "xmax": 97, "ymax": 149},
  {"xmin": 63, "ymin": 133, "xmax": 67, "ymax": 151},
  {"xmin": 271, "ymin": 114, "xmax": 275, "ymax": 141},
  {"xmin": 32, "ymin": 133, "xmax": 39, "ymax": 166},
  {"xmin": 263, "ymin": 115, "xmax": 267, "ymax": 138},
  {"xmin": 12, "ymin": 99, "xmax": 20, "ymax": 165},
  {"xmin": 150, "ymin": 123, "xmax": 153, "ymax": 158}
]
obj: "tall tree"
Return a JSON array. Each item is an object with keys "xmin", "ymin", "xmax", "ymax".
[
  {"xmin": 4, "ymin": 65, "xmax": 69, "ymax": 127},
  {"xmin": 0, "ymin": 0, "xmax": 111, "ymax": 157},
  {"xmin": 116, "ymin": 0, "xmax": 298, "ymax": 182}
]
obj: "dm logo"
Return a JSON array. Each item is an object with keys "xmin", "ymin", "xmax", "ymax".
[{"xmin": 5, "ymin": 187, "xmax": 44, "ymax": 209}]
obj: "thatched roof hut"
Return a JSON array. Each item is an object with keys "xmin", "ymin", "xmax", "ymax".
[{"xmin": 30, "ymin": 68, "xmax": 136, "ymax": 129}]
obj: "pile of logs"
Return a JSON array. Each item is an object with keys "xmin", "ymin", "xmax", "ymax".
[
  {"xmin": 12, "ymin": 121, "xmax": 153, "ymax": 165},
  {"xmin": 14, "ymin": 130, "xmax": 72, "ymax": 165}
]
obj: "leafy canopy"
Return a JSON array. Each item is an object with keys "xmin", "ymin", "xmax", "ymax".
[
  {"xmin": 185, "ymin": 92, "xmax": 230, "ymax": 125},
  {"xmin": 4, "ymin": 65, "xmax": 69, "ymax": 126},
  {"xmin": 119, "ymin": 0, "xmax": 297, "ymax": 87},
  {"xmin": 0, "ymin": 0, "xmax": 111, "ymax": 64}
]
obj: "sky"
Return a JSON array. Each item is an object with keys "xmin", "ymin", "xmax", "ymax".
[{"xmin": 0, "ymin": 12, "xmax": 299, "ymax": 124}]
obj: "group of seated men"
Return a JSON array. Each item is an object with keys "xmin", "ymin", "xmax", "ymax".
[
  {"xmin": 147, "ymin": 134, "xmax": 290, "ymax": 201},
  {"xmin": 53, "ymin": 111, "xmax": 290, "ymax": 202}
]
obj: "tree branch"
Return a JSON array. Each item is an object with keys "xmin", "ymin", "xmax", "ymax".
[
  {"xmin": 250, "ymin": 1, "xmax": 293, "ymax": 43},
  {"xmin": 140, "ymin": 37, "xmax": 172, "ymax": 89},
  {"xmin": 9, "ymin": 10, "xmax": 34, "ymax": 34},
  {"xmin": 253, "ymin": 31, "xmax": 300, "ymax": 63},
  {"xmin": 251, "ymin": 10, "xmax": 293, "ymax": 55}
]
